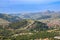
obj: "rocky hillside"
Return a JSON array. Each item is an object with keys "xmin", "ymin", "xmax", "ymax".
[
  {"xmin": 0, "ymin": 18, "xmax": 10, "ymax": 24},
  {"xmin": 8, "ymin": 20, "xmax": 49, "ymax": 31}
]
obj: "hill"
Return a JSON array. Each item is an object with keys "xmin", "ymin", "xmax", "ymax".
[
  {"xmin": 0, "ymin": 18, "xmax": 10, "ymax": 24},
  {"xmin": 0, "ymin": 13, "xmax": 22, "ymax": 22},
  {"xmin": 0, "ymin": 18, "xmax": 10, "ymax": 28},
  {"xmin": 8, "ymin": 20, "xmax": 49, "ymax": 31}
]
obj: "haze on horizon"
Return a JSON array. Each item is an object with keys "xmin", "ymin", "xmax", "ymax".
[{"xmin": 0, "ymin": 0, "xmax": 60, "ymax": 13}]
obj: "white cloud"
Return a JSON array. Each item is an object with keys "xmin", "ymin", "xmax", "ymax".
[
  {"xmin": 0, "ymin": 0, "xmax": 60, "ymax": 4},
  {"xmin": 8, "ymin": 0, "xmax": 60, "ymax": 4},
  {"xmin": 10, "ymin": 0, "xmax": 60, "ymax": 2}
]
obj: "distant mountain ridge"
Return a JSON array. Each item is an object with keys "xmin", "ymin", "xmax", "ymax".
[
  {"xmin": 0, "ymin": 10, "xmax": 60, "ymax": 22},
  {"xmin": 9, "ymin": 10, "xmax": 60, "ymax": 20}
]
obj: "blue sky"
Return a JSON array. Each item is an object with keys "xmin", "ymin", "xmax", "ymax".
[{"xmin": 0, "ymin": 0, "xmax": 60, "ymax": 13}]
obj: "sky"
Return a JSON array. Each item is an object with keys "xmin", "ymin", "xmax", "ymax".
[{"xmin": 0, "ymin": 0, "xmax": 60, "ymax": 13}]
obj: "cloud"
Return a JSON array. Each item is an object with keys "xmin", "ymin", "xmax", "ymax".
[
  {"xmin": 0, "ymin": 0, "xmax": 60, "ymax": 4},
  {"xmin": 9, "ymin": 0, "xmax": 60, "ymax": 4},
  {"xmin": 0, "ymin": 0, "xmax": 60, "ymax": 13},
  {"xmin": 10, "ymin": 0, "xmax": 60, "ymax": 2}
]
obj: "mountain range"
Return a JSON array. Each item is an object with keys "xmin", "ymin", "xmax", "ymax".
[
  {"xmin": 0, "ymin": 10, "xmax": 60, "ymax": 31},
  {"xmin": 9, "ymin": 10, "xmax": 60, "ymax": 20},
  {"xmin": 0, "ymin": 10, "xmax": 60, "ymax": 22}
]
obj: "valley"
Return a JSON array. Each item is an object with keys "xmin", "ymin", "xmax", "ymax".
[{"xmin": 0, "ymin": 11, "xmax": 60, "ymax": 40}]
